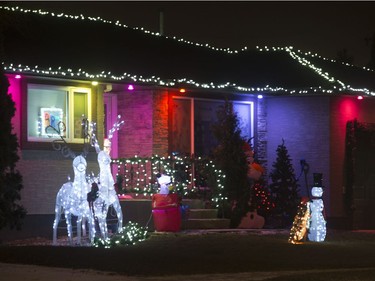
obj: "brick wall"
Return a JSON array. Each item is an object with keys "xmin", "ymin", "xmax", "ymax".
[
  {"xmin": 330, "ymin": 96, "xmax": 375, "ymax": 218},
  {"xmin": 117, "ymin": 90, "xmax": 154, "ymax": 157},
  {"xmin": 266, "ymin": 96, "xmax": 331, "ymax": 213},
  {"xmin": 153, "ymin": 90, "xmax": 169, "ymax": 156},
  {"xmin": 17, "ymin": 150, "xmax": 98, "ymax": 215}
]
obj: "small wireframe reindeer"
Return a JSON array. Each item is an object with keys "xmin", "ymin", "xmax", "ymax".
[{"xmin": 50, "ymin": 118, "xmax": 95, "ymax": 245}]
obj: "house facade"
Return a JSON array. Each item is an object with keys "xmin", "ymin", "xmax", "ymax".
[{"xmin": 2, "ymin": 6, "xmax": 375, "ymax": 229}]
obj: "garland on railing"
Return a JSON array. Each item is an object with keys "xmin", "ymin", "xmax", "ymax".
[{"xmin": 112, "ymin": 155, "xmax": 227, "ymax": 208}]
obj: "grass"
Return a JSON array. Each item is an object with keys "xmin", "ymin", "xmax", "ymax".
[{"xmin": 1, "ymin": 229, "xmax": 375, "ymax": 279}]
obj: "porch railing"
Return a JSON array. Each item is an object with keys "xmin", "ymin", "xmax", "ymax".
[{"xmin": 111, "ymin": 155, "xmax": 226, "ymax": 207}]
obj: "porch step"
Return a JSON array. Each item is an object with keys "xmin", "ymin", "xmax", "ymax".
[
  {"xmin": 181, "ymin": 200, "xmax": 230, "ymax": 230},
  {"xmin": 181, "ymin": 199, "xmax": 206, "ymax": 209},
  {"xmin": 188, "ymin": 209, "xmax": 218, "ymax": 219}
]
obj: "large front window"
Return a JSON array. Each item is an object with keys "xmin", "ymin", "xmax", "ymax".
[
  {"xmin": 171, "ymin": 97, "xmax": 254, "ymax": 157},
  {"xmin": 27, "ymin": 84, "xmax": 91, "ymax": 143}
]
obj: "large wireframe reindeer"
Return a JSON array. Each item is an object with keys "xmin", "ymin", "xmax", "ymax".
[
  {"xmin": 90, "ymin": 115, "xmax": 124, "ymax": 240},
  {"xmin": 50, "ymin": 118, "xmax": 95, "ymax": 245}
]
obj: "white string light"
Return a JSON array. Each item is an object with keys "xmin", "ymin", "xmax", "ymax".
[{"xmin": 1, "ymin": 5, "xmax": 374, "ymax": 96}]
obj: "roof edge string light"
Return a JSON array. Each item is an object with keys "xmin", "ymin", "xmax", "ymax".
[
  {"xmin": 3, "ymin": 4, "xmax": 375, "ymax": 73},
  {"xmin": 3, "ymin": 62, "xmax": 374, "ymax": 96},
  {"xmin": 0, "ymin": 5, "xmax": 239, "ymax": 55},
  {"xmin": 1, "ymin": 5, "xmax": 374, "ymax": 96}
]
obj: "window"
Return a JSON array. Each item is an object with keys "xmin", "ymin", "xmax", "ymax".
[
  {"xmin": 171, "ymin": 97, "xmax": 254, "ymax": 157},
  {"xmin": 27, "ymin": 84, "xmax": 91, "ymax": 143}
]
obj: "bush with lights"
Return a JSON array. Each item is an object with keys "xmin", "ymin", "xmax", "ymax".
[{"xmin": 93, "ymin": 221, "xmax": 149, "ymax": 248}]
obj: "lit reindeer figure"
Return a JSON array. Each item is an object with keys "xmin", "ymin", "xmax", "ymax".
[
  {"xmin": 90, "ymin": 116, "xmax": 124, "ymax": 240},
  {"xmin": 50, "ymin": 118, "xmax": 95, "ymax": 245}
]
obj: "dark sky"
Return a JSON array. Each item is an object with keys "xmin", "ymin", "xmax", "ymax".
[{"xmin": 8, "ymin": 1, "xmax": 375, "ymax": 67}]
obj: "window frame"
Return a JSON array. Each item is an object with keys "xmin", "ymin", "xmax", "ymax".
[
  {"xmin": 170, "ymin": 95, "xmax": 255, "ymax": 156},
  {"xmin": 21, "ymin": 78, "xmax": 93, "ymax": 150}
]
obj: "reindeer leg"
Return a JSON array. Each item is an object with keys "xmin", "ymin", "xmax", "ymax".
[
  {"xmin": 81, "ymin": 217, "xmax": 86, "ymax": 238},
  {"xmin": 87, "ymin": 204, "xmax": 96, "ymax": 244},
  {"xmin": 88, "ymin": 213, "xmax": 96, "ymax": 244},
  {"xmin": 98, "ymin": 213, "xmax": 108, "ymax": 240},
  {"xmin": 77, "ymin": 216, "xmax": 82, "ymax": 245},
  {"xmin": 53, "ymin": 205, "xmax": 62, "ymax": 245},
  {"xmin": 97, "ymin": 204, "xmax": 108, "ymax": 240},
  {"xmin": 66, "ymin": 212, "xmax": 73, "ymax": 245},
  {"xmin": 112, "ymin": 200, "xmax": 123, "ymax": 233}
]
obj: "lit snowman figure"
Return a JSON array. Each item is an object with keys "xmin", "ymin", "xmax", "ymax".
[
  {"xmin": 308, "ymin": 173, "xmax": 326, "ymax": 242},
  {"xmin": 157, "ymin": 173, "xmax": 172, "ymax": 195}
]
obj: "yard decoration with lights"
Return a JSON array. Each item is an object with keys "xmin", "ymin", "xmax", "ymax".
[
  {"xmin": 89, "ymin": 115, "xmax": 125, "ymax": 241},
  {"xmin": 49, "ymin": 118, "xmax": 96, "ymax": 245},
  {"xmin": 289, "ymin": 173, "xmax": 326, "ymax": 244},
  {"xmin": 308, "ymin": 173, "xmax": 326, "ymax": 242}
]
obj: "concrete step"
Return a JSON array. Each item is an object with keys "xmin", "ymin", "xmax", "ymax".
[
  {"xmin": 182, "ymin": 218, "xmax": 230, "ymax": 230},
  {"xmin": 181, "ymin": 199, "xmax": 205, "ymax": 209},
  {"xmin": 180, "ymin": 199, "xmax": 229, "ymax": 230},
  {"xmin": 188, "ymin": 209, "xmax": 218, "ymax": 219}
]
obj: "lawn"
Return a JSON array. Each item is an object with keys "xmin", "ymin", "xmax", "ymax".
[{"xmin": 1, "ymin": 229, "xmax": 375, "ymax": 279}]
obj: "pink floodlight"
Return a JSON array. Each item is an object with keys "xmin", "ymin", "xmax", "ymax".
[{"xmin": 127, "ymin": 85, "xmax": 134, "ymax": 91}]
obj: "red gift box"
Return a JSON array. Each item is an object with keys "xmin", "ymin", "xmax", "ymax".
[
  {"xmin": 152, "ymin": 193, "xmax": 180, "ymax": 209},
  {"xmin": 152, "ymin": 207, "xmax": 181, "ymax": 232}
]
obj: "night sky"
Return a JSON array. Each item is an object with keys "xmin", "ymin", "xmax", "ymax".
[{"xmin": 8, "ymin": 1, "xmax": 375, "ymax": 67}]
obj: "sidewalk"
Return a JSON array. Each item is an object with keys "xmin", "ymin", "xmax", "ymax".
[
  {"xmin": 2, "ymin": 262, "xmax": 375, "ymax": 281},
  {"xmin": 0, "ymin": 262, "xmax": 283, "ymax": 281}
]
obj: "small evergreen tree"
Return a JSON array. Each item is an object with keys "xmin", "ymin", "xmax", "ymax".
[
  {"xmin": 211, "ymin": 100, "xmax": 249, "ymax": 227},
  {"xmin": 269, "ymin": 139, "xmax": 300, "ymax": 228},
  {"xmin": 0, "ymin": 69, "xmax": 26, "ymax": 230}
]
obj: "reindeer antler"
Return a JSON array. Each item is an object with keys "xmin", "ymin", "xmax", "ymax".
[
  {"xmin": 46, "ymin": 115, "xmax": 92, "ymax": 159},
  {"xmin": 89, "ymin": 115, "xmax": 124, "ymax": 153},
  {"xmin": 89, "ymin": 121, "xmax": 101, "ymax": 153},
  {"xmin": 108, "ymin": 115, "xmax": 125, "ymax": 140},
  {"xmin": 46, "ymin": 121, "xmax": 76, "ymax": 159}
]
